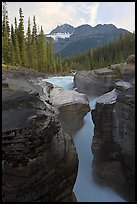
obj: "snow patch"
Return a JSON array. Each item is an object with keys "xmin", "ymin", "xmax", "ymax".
[{"xmin": 46, "ymin": 32, "xmax": 73, "ymax": 41}]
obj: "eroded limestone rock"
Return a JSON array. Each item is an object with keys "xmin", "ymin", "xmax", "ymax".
[
  {"xmin": 2, "ymin": 68, "xmax": 78, "ymax": 202},
  {"xmin": 91, "ymin": 80, "xmax": 135, "ymax": 202},
  {"xmin": 43, "ymin": 85, "xmax": 90, "ymax": 135}
]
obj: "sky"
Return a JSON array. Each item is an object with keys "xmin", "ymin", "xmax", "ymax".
[{"xmin": 6, "ymin": 2, "xmax": 135, "ymax": 34}]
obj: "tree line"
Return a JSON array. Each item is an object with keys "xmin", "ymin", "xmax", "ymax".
[
  {"xmin": 2, "ymin": 3, "xmax": 135, "ymax": 74},
  {"xmin": 2, "ymin": 2, "xmax": 63, "ymax": 74},
  {"xmin": 62, "ymin": 32, "xmax": 135, "ymax": 71}
]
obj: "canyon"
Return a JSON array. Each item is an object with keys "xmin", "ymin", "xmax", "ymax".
[{"xmin": 2, "ymin": 55, "xmax": 135, "ymax": 202}]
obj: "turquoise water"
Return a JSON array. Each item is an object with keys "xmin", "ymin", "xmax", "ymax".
[
  {"xmin": 42, "ymin": 76, "xmax": 126, "ymax": 202},
  {"xmin": 42, "ymin": 76, "xmax": 74, "ymax": 89}
]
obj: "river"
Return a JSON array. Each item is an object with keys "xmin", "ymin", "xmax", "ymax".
[{"xmin": 42, "ymin": 76, "xmax": 126, "ymax": 202}]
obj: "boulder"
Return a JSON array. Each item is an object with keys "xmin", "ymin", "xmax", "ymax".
[
  {"xmin": 126, "ymin": 54, "xmax": 135, "ymax": 64},
  {"xmin": 43, "ymin": 85, "xmax": 90, "ymax": 135},
  {"xmin": 91, "ymin": 80, "xmax": 135, "ymax": 202}
]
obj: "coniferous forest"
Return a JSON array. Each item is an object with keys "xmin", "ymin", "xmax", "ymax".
[
  {"xmin": 2, "ymin": 2, "xmax": 62, "ymax": 74},
  {"xmin": 2, "ymin": 2, "xmax": 135, "ymax": 73},
  {"xmin": 62, "ymin": 32, "xmax": 135, "ymax": 71}
]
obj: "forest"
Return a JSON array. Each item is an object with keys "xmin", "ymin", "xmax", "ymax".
[
  {"xmin": 2, "ymin": 2, "xmax": 135, "ymax": 74},
  {"xmin": 62, "ymin": 32, "xmax": 135, "ymax": 71},
  {"xmin": 2, "ymin": 2, "xmax": 62, "ymax": 74}
]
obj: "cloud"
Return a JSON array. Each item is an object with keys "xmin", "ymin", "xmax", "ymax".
[
  {"xmin": 6, "ymin": 2, "xmax": 100, "ymax": 34},
  {"xmin": 96, "ymin": 2, "xmax": 135, "ymax": 32},
  {"xmin": 6, "ymin": 2, "xmax": 135, "ymax": 34}
]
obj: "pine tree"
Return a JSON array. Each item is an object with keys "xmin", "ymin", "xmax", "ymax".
[
  {"xmin": 18, "ymin": 7, "xmax": 27, "ymax": 67},
  {"xmin": 2, "ymin": 2, "xmax": 10, "ymax": 64},
  {"xmin": 14, "ymin": 17, "xmax": 18, "ymax": 33},
  {"xmin": 46, "ymin": 42, "xmax": 50, "ymax": 72},
  {"xmin": 14, "ymin": 17, "xmax": 19, "ymax": 38},
  {"xmin": 37, "ymin": 26, "xmax": 47, "ymax": 72},
  {"xmin": 32, "ymin": 16, "xmax": 37, "ymax": 44},
  {"xmin": 57, "ymin": 53, "xmax": 63, "ymax": 73},
  {"xmin": 49, "ymin": 37, "xmax": 55, "ymax": 73},
  {"xmin": 14, "ymin": 32, "xmax": 21, "ymax": 65},
  {"xmin": 31, "ymin": 16, "xmax": 38, "ymax": 69},
  {"xmin": 2, "ymin": 2, "xmax": 6, "ymax": 36},
  {"xmin": 2, "ymin": 35, "xmax": 5, "ymax": 64},
  {"xmin": 53, "ymin": 62, "xmax": 57, "ymax": 74},
  {"xmin": 7, "ymin": 38, "xmax": 15, "ymax": 65},
  {"xmin": 26, "ymin": 17, "xmax": 32, "ymax": 68},
  {"xmin": 2, "ymin": 2, "xmax": 10, "ymax": 39}
]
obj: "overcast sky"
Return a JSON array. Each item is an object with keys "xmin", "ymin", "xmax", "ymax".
[{"xmin": 6, "ymin": 2, "xmax": 135, "ymax": 34}]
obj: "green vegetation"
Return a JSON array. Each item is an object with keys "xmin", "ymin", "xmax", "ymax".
[
  {"xmin": 63, "ymin": 32, "xmax": 135, "ymax": 71},
  {"xmin": 2, "ymin": 2, "xmax": 135, "ymax": 74},
  {"xmin": 2, "ymin": 2, "xmax": 63, "ymax": 74}
]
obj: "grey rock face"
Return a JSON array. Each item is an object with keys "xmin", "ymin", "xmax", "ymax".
[
  {"xmin": 91, "ymin": 81, "xmax": 135, "ymax": 202},
  {"xmin": 43, "ymin": 85, "xmax": 90, "ymax": 135},
  {"xmin": 49, "ymin": 23, "xmax": 75, "ymax": 34},
  {"xmin": 126, "ymin": 54, "xmax": 135, "ymax": 64},
  {"xmin": 74, "ymin": 69, "xmax": 116, "ymax": 96},
  {"xmin": 74, "ymin": 61, "xmax": 135, "ymax": 96},
  {"xmin": 2, "ymin": 68, "xmax": 78, "ymax": 202}
]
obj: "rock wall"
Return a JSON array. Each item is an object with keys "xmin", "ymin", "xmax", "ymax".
[
  {"xmin": 2, "ymin": 68, "xmax": 78, "ymax": 202},
  {"xmin": 48, "ymin": 86, "xmax": 90, "ymax": 135},
  {"xmin": 91, "ymin": 81, "xmax": 135, "ymax": 202},
  {"xmin": 74, "ymin": 58, "xmax": 135, "ymax": 96}
]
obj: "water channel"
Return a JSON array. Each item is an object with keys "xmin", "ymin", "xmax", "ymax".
[{"xmin": 42, "ymin": 76, "xmax": 126, "ymax": 202}]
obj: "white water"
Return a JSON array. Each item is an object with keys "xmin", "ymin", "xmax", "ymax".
[{"xmin": 42, "ymin": 76, "xmax": 126, "ymax": 202}]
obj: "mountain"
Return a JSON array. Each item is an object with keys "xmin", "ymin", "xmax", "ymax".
[
  {"xmin": 46, "ymin": 24, "xmax": 75, "ymax": 41},
  {"xmin": 46, "ymin": 23, "xmax": 130, "ymax": 58},
  {"xmin": 50, "ymin": 23, "xmax": 75, "ymax": 34}
]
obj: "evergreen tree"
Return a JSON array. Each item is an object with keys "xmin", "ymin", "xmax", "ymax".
[
  {"xmin": 2, "ymin": 2, "xmax": 10, "ymax": 64},
  {"xmin": 55, "ymin": 53, "xmax": 62, "ymax": 73},
  {"xmin": 7, "ymin": 38, "xmax": 15, "ymax": 65},
  {"xmin": 2, "ymin": 2, "xmax": 6, "ymax": 36},
  {"xmin": 11, "ymin": 24, "xmax": 15, "ymax": 45},
  {"xmin": 46, "ymin": 42, "xmax": 50, "ymax": 72},
  {"xmin": 14, "ymin": 17, "xmax": 19, "ymax": 37},
  {"xmin": 12, "ymin": 19, "xmax": 21, "ymax": 65},
  {"xmin": 49, "ymin": 37, "xmax": 55, "ymax": 73},
  {"xmin": 2, "ymin": 35, "xmax": 5, "ymax": 64},
  {"xmin": 26, "ymin": 17, "xmax": 32, "ymax": 68},
  {"xmin": 18, "ymin": 7, "xmax": 27, "ymax": 66},
  {"xmin": 37, "ymin": 26, "xmax": 47, "ymax": 72},
  {"xmin": 14, "ymin": 32, "xmax": 21, "ymax": 65},
  {"xmin": 53, "ymin": 62, "xmax": 57, "ymax": 74},
  {"xmin": 2, "ymin": 2, "xmax": 10, "ymax": 39},
  {"xmin": 14, "ymin": 17, "xmax": 18, "ymax": 32},
  {"xmin": 31, "ymin": 16, "xmax": 38, "ymax": 69},
  {"xmin": 32, "ymin": 15, "xmax": 37, "ymax": 44}
]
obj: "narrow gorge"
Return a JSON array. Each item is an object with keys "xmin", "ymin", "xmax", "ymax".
[{"xmin": 2, "ymin": 55, "xmax": 135, "ymax": 202}]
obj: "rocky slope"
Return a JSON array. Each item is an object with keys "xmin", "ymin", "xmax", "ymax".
[
  {"xmin": 74, "ymin": 55, "xmax": 135, "ymax": 96},
  {"xmin": 47, "ymin": 23, "xmax": 130, "ymax": 57},
  {"xmin": 91, "ymin": 56, "xmax": 135, "ymax": 201},
  {"xmin": 49, "ymin": 23, "xmax": 75, "ymax": 35},
  {"xmin": 2, "ymin": 67, "xmax": 79, "ymax": 202}
]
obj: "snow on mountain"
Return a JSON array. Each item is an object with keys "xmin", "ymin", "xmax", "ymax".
[{"xmin": 46, "ymin": 32, "xmax": 73, "ymax": 41}]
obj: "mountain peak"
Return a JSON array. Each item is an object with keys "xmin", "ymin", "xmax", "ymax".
[
  {"xmin": 49, "ymin": 24, "xmax": 75, "ymax": 34},
  {"xmin": 94, "ymin": 23, "xmax": 117, "ymax": 32}
]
